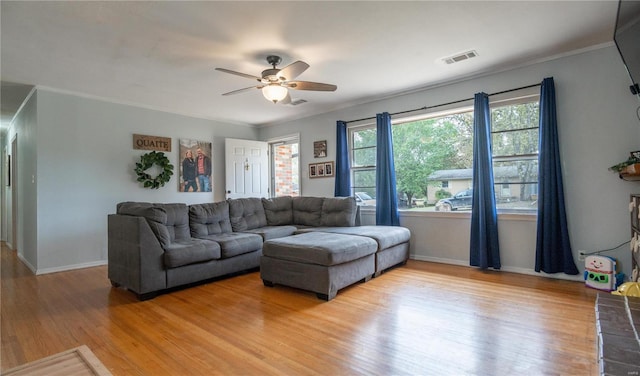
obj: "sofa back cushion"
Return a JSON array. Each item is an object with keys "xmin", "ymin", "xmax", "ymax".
[
  {"xmin": 117, "ymin": 202, "xmax": 190, "ymax": 247},
  {"xmin": 262, "ymin": 196, "xmax": 293, "ymax": 225},
  {"xmin": 292, "ymin": 197, "xmax": 325, "ymax": 226},
  {"xmin": 189, "ymin": 201, "xmax": 232, "ymax": 236},
  {"xmin": 228, "ymin": 197, "xmax": 268, "ymax": 232},
  {"xmin": 320, "ymin": 197, "xmax": 357, "ymax": 227}
]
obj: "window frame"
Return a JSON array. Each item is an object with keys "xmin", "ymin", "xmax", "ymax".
[{"xmin": 346, "ymin": 88, "xmax": 541, "ymax": 216}]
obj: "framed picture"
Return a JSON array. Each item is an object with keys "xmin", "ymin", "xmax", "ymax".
[
  {"xmin": 313, "ymin": 140, "xmax": 327, "ymax": 158},
  {"xmin": 324, "ymin": 161, "xmax": 334, "ymax": 177},
  {"xmin": 179, "ymin": 139, "xmax": 212, "ymax": 192},
  {"xmin": 309, "ymin": 161, "xmax": 334, "ymax": 178}
]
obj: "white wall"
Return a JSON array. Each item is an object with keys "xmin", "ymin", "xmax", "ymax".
[
  {"xmin": 260, "ymin": 45, "xmax": 640, "ymax": 279},
  {"xmin": 10, "ymin": 89, "xmax": 258, "ymax": 273}
]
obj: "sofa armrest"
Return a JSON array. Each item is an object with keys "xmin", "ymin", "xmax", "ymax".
[{"xmin": 108, "ymin": 214, "xmax": 167, "ymax": 295}]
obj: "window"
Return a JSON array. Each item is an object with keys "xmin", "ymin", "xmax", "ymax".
[
  {"xmin": 351, "ymin": 127, "xmax": 376, "ymax": 202},
  {"xmin": 269, "ymin": 136, "xmax": 299, "ymax": 197},
  {"xmin": 349, "ymin": 107, "xmax": 474, "ymax": 209},
  {"xmin": 347, "ymin": 89, "xmax": 540, "ymax": 213},
  {"xmin": 490, "ymin": 95, "xmax": 539, "ymax": 212}
]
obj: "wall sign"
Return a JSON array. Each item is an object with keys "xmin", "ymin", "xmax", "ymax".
[{"xmin": 133, "ymin": 134, "xmax": 172, "ymax": 152}]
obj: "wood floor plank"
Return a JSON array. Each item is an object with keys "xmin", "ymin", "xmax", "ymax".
[{"xmin": 1, "ymin": 243, "xmax": 599, "ymax": 375}]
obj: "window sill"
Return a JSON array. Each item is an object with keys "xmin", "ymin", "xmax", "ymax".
[{"xmin": 359, "ymin": 207, "xmax": 536, "ymax": 221}]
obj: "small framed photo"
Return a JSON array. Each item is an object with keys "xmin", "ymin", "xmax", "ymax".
[
  {"xmin": 324, "ymin": 162, "xmax": 334, "ymax": 177},
  {"xmin": 309, "ymin": 161, "xmax": 334, "ymax": 178},
  {"xmin": 314, "ymin": 140, "xmax": 327, "ymax": 158}
]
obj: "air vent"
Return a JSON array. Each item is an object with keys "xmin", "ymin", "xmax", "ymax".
[
  {"xmin": 442, "ymin": 50, "xmax": 478, "ymax": 65},
  {"xmin": 290, "ymin": 99, "xmax": 307, "ymax": 106}
]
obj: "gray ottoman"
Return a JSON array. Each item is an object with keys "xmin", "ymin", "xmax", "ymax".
[{"xmin": 260, "ymin": 232, "xmax": 377, "ymax": 300}]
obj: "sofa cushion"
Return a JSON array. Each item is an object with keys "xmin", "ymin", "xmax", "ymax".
[
  {"xmin": 117, "ymin": 202, "xmax": 166, "ymax": 222},
  {"xmin": 189, "ymin": 202, "xmax": 232, "ymax": 236},
  {"xmin": 163, "ymin": 238, "xmax": 221, "ymax": 268},
  {"xmin": 292, "ymin": 196, "xmax": 324, "ymax": 226},
  {"xmin": 228, "ymin": 198, "xmax": 268, "ymax": 232},
  {"xmin": 196, "ymin": 232, "xmax": 262, "ymax": 258},
  {"xmin": 242, "ymin": 225, "xmax": 298, "ymax": 241},
  {"xmin": 262, "ymin": 196, "xmax": 293, "ymax": 225},
  {"xmin": 117, "ymin": 202, "xmax": 190, "ymax": 248},
  {"xmin": 320, "ymin": 197, "xmax": 357, "ymax": 227},
  {"xmin": 263, "ymin": 232, "xmax": 377, "ymax": 266},
  {"xmin": 305, "ymin": 226, "xmax": 411, "ymax": 251}
]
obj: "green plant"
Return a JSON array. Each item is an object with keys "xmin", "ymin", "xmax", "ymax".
[
  {"xmin": 609, "ymin": 155, "xmax": 640, "ymax": 173},
  {"xmin": 435, "ymin": 189, "xmax": 451, "ymax": 200},
  {"xmin": 134, "ymin": 151, "xmax": 174, "ymax": 189}
]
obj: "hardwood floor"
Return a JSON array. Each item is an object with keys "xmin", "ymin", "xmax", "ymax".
[{"xmin": 1, "ymin": 242, "xmax": 599, "ymax": 375}]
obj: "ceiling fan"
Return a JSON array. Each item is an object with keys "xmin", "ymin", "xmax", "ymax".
[{"xmin": 215, "ymin": 55, "xmax": 337, "ymax": 104}]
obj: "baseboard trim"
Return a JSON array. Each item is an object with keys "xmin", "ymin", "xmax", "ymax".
[
  {"xmin": 410, "ymin": 254, "xmax": 583, "ymax": 282},
  {"xmin": 36, "ymin": 260, "xmax": 108, "ymax": 275}
]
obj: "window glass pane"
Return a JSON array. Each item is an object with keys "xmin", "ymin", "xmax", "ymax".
[
  {"xmin": 491, "ymin": 101, "xmax": 539, "ymax": 132},
  {"xmin": 272, "ymin": 142, "xmax": 299, "ymax": 197},
  {"xmin": 353, "ymin": 128, "xmax": 377, "ymax": 149},
  {"xmin": 493, "ymin": 159, "xmax": 539, "ymax": 185},
  {"xmin": 353, "ymin": 169, "xmax": 376, "ymax": 191},
  {"xmin": 353, "ymin": 147, "xmax": 376, "ymax": 167},
  {"xmin": 492, "ymin": 128, "xmax": 539, "ymax": 156},
  {"xmin": 394, "ymin": 112, "xmax": 474, "ymax": 210}
]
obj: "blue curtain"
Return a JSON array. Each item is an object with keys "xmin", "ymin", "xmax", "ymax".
[
  {"xmin": 375, "ymin": 112, "xmax": 400, "ymax": 226},
  {"xmin": 334, "ymin": 120, "xmax": 351, "ymax": 197},
  {"xmin": 535, "ymin": 77, "xmax": 579, "ymax": 274},
  {"xmin": 470, "ymin": 93, "xmax": 501, "ymax": 269}
]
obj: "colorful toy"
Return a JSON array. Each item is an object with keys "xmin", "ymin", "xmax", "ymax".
[{"xmin": 584, "ymin": 255, "xmax": 623, "ymax": 291}]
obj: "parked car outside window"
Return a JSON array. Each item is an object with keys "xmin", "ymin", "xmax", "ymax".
[
  {"xmin": 435, "ymin": 189, "xmax": 473, "ymax": 211},
  {"xmin": 355, "ymin": 192, "xmax": 376, "ymax": 206}
]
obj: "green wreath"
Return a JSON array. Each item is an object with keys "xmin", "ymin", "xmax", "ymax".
[{"xmin": 134, "ymin": 151, "xmax": 174, "ymax": 189}]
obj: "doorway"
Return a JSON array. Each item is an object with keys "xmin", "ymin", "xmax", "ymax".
[{"xmin": 269, "ymin": 135, "xmax": 300, "ymax": 198}]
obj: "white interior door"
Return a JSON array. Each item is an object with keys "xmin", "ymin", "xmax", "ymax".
[{"xmin": 225, "ymin": 138, "xmax": 269, "ymax": 199}]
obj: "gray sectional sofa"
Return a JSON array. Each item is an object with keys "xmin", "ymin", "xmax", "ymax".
[{"xmin": 108, "ymin": 196, "xmax": 410, "ymax": 300}]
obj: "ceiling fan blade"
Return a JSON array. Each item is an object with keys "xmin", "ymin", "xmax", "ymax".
[
  {"xmin": 215, "ymin": 68, "xmax": 261, "ymax": 81},
  {"xmin": 287, "ymin": 81, "xmax": 337, "ymax": 91},
  {"xmin": 221, "ymin": 85, "xmax": 262, "ymax": 96},
  {"xmin": 276, "ymin": 61, "xmax": 309, "ymax": 81}
]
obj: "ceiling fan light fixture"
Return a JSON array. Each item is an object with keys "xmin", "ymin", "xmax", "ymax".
[{"xmin": 262, "ymin": 84, "xmax": 288, "ymax": 103}]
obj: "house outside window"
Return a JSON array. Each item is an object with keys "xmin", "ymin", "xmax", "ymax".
[{"xmin": 347, "ymin": 88, "xmax": 540, "ymax": 213}]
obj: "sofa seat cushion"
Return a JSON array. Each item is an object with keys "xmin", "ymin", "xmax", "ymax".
[
  {"xmin": 263, "ymin": 232, "xmax": 377, "ymax": 266},
  {"xmin": 163, "ymin": 239, "xmax": 221, "ymax": 268},
  {"xmin": 196, "ymin": 232, "xmax": 263, "ymax": 258},
  {"xmin": 243, "ymin": 225, "xmax": 298, "ymax": 241},
  {"xmin": 297, "ymin": 226, "xmax": 411, "ymax": 251}
]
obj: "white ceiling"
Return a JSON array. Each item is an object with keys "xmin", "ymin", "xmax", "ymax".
[{"xmin": 0, "ymin": 1, "xmax": 620, "ymax": 128}]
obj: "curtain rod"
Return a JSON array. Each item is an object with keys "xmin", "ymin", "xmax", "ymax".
[{"xmin": 344, "ymin": 82, "xmax": 542, "ymax": 124}]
